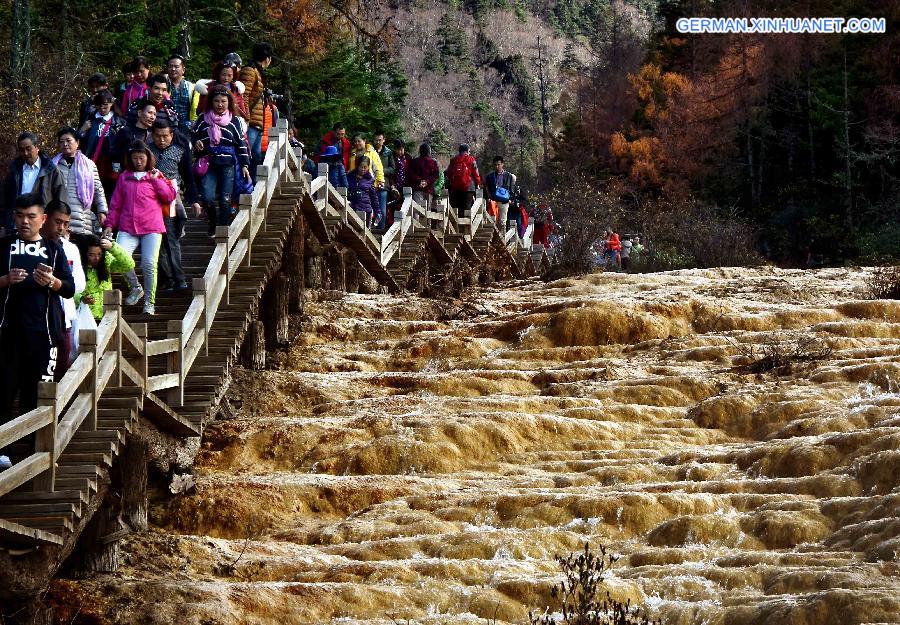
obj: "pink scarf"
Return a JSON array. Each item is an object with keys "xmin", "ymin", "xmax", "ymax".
[
  {"xmin": 53, "ymin": 151, "xmax": 95, "ymax": 209},
  {"xmin": 204, "ymin": 109, "xmax": 234, "ymax": 146}
]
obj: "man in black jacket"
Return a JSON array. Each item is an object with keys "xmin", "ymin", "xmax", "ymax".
[
  {"xmin": 0, "ymin": 193, "xmax": 76, "ymax": 470},
  {"xmin": 0, "ymin": 132, "xmax": 68, "ymax": 236}
]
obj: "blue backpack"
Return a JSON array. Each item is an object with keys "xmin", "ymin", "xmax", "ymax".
[{"xmin": 495, "ymin": 187, "xmax": 510, "ymax": 202}]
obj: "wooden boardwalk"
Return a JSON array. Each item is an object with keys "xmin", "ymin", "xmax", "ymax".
[{"xmin": 0, "ymin": 121, "xmax": 548, "ymax": 553}]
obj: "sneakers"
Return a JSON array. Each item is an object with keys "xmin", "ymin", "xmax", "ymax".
[
  {"xmin": 175, "ymin": 280, "xmax": 190, "ymax": 292},
  {"xmin": 0, "ymin": 455, "xmax": 11, "ymax": 471},
  {"xmin": 124, "ymin": 285, "xmax": 144, "ymax": 306},
  {"xmin": 143, "ymin": 303, "xmax": 155, "ymax": 316}
]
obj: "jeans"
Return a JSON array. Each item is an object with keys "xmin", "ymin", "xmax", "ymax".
[
  {"xmin": 247, "ymin": 126, "xmax": 263, "ymax": 182},
  {"xmin": 118, "ymin": 231, "xmax": 162, "ymax": 304},
  {"xmin": 201, "ymin": 162, "xmax": 235, "ymax": 233},
  {"xmin": 378, "ymin": 189, "xmax": 388, "ymax": 227},
  {"xmin": 157, "ymin": 214, "xmax": 187, "ymax": 285}
]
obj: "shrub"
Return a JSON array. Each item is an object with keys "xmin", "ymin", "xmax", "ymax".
[
  {"xmin": 866, "ymin": 266, "xmax": 900, "ymax": 300},
  {"xmin": 529, "ymin": 543, "xmax": 659, "ymax": 625},
  {"xmin": 634, "ymin": 198, "xmax": 762, "ymax": 271}
]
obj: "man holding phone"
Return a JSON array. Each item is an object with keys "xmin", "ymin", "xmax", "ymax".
[{"xmin": 0, "ymin": 193, "xmax": 75, "ymax": 471}]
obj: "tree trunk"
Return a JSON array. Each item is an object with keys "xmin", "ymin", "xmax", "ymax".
[
  {"xmin": 842, "ymin": 47, "xmax": 853, "ymax": 230},
  {"xmin": 241, "ymin": 320, "xmax": 266, "ymax": 370},
  {"xmin": 10, "ymin": 0, "xmax": 31, "ymax": 93},
  {"xmin": 176, "ymin": 0, "xmax": 191, "ymax": 58},
  {"xmin": 265, "ymin": 274, "xmax": 291, "ymax": 348},
  {"xmin": 118, "ymin": 437, "xmax": 148, "ymax": 531}
]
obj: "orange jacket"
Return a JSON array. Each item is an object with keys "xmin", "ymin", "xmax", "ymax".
[{"xmin": 607, "ymin": 233, "xmax": 621, "ymax": 251}]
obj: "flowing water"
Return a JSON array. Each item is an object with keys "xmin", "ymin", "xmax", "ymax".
[{"xmin": 54, "ymin": 267, "xmax": 900, "ymax": 624}]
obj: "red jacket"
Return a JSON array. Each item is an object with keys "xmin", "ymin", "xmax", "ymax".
[
  {"xmin": 607, "ymin": 233, "xmax": 622, "ymax": 251},
  {"xmin": 447, "ymin": 153, "xmax": 481, "ymax": 192},
  {"xmin": 408, "ymin": 156, "xmax": 439, "ymax": 194},
  {"xmin": 108, "ymin": 171, "xmax": 176, "ymax": 235},
  {"xmin": 317, "ymin": 132, "xmax": 352, "ymax": 170}
]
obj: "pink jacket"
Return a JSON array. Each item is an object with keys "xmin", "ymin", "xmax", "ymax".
[{"xmin": 107, "ymin": 171, "xmax": 175, "ymax": 235}]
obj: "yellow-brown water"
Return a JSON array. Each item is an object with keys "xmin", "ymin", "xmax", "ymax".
[{"xmin": 57, "ymin": 267, "xmax": 900, "ymax": 624}]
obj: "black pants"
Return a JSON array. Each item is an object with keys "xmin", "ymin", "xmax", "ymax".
[
  {"xmin": 158, "ymin": 214, "xmax": 187, "ymax": 285},
  {"xmin": 449, "ymin": 190, "xmax": 475, "ymax": 218},
  {"xmin": 0, "ymin": 328, "xmax": 57, "ymax": 458}
]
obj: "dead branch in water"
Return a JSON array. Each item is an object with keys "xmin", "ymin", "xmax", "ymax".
[
  {"xmin": 729, "ymin": 332, "xmax": 834, "ymax": 375},
  {"xmin": 529, "ymin": 543, "xmax": 659, "ymax": 625},
  {"xmin": 866, "ymin": 266, "xmax": 900, "ymax": 300}
]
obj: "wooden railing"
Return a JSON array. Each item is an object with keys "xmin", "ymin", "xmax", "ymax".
[
  {"xmin": 311, "ymin": 164, "xmax": 536, "ymax": 267},
  {"xmin": 0, "ymin": 124, "xmax": 541, "ymax": 500},
  {"xmin": 0, "ymin": 119, "xmax": 303, "ymax": 498}
]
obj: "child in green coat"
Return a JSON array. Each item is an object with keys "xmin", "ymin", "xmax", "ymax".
[{"xmin": 76, "ymin": 235, "xmax": 136, "ymax": 321}]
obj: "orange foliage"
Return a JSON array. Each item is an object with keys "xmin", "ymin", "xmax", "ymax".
[
  {"xmin": 264, "ymin": 0, "xmax": 331, "ymax": 59},
  {"xmin": 612, "ymin": 39, "xmax": 771, "ymax": 196}
]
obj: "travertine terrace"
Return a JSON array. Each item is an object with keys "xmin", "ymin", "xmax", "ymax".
[{"xmin": 56, "ymin": 267, "xmax": 900, "ymax": 625}]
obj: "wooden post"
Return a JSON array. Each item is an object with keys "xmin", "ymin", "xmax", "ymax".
[
  {"xmin": 265, "ymin": 274, "xmax": 291, "ymax": 348},
  {"xmin": 325, "ymin": 245, "xmax": 346, "ymax": 291},
  {"xmin": 317, "ymin": 163, "xmax": 329, "ymax": 208},
  {"xmin": 305, "ymin": 254, "xmax": 324, "ymax": 289},
  {"xmin": 79, "ymin": 494, "xmax": 121, "ymax": 574},
  {"xmin": 240, "ymin": 193, "xmax": 253, "ymax": 267},
  {"xmin": 358, "ymin": 265, "xmax": 379, "ymax": 294},
  {"xmin": 104, "ymin": 290, "xmax": 123, "ymax": 387},
  {"xmin": 256, "ymin": 164, "xmax": 270, "ymax": 233},
  {"xmin": 283, "ymin": 212, "xmax": 306, "ymax": 314},
  {"xmin": 167, "ymin": 320, "xmax": 184, "ymax": 408},
  {"xmin": 118, "ymin": 437, "xmax": 148, "ymax": 531},
  {"xmin": 33, "ymin": 382, "xmax": 57, "ymax": 492},
  {"xmin": 242, "ymin": 320, "xmax": 266, "ymax": 370},
  {"xmin": 216, "ymin": 225, "xmax": 230, "ymax": 305},
  {"xmin": 79, "ymin": 328, "xmax": 98, "ymax": 431},
  {"xmin": 193, "ymin": 277, "xmax": 208, "ymax": 357},
  {"xmin": 132, "ymin": 323, "xmax": 148, "ymax": 390},
  {"xmin": 345, "ymin": 250, "xmax": 360, "ymax": 292},
  {"xmin": 338, "ymin": 187, "xmax": 349, "ymax": 223}
]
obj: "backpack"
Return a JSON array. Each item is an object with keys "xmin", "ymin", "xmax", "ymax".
[{"xmin": 449, "ymin": 155, "xmax": 473, "ymax": 191}]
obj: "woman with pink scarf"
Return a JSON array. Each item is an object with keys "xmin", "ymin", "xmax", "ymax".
[
  {"xmin": 54, "ymin": 127, "xmax": 108, "ymax": 234},
  {"xmin": 191, "ymin": 86, "xmax": 250, "ymax": 237}
]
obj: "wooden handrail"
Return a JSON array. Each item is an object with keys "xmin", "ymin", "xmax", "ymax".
[{"xmin": 0, "ymin": 119, "xmax": 542, "ymax": 502}]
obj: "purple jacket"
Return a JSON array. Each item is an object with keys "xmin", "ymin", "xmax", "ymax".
[
  {"xmin": 348, "ymin": 170, "xmax": 379, "ymax": 215},
  {"xmin": 107, "ymin": 171, "xmax": 176, "ymax": 235}
]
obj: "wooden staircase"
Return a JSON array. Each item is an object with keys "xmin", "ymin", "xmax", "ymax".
[{"xmin": 0, "ymin": 122, "xmax": 550, "ymax": 555}]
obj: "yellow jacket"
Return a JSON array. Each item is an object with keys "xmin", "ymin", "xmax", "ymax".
[{"xmin": 349, "ymin": 144, "xmax": 384, "ymax": 187}]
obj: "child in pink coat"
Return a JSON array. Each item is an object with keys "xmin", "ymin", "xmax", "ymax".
[{"xmin": 103, "ymin": 140, "xmax": 175, "ymax": 315}]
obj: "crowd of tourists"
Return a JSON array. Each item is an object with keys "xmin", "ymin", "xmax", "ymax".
[
  {"xmin": 0, "ymin": 44, "xmax": 561, "ymax": 472},
  {"xmin": 593, "ymin": 230, "xmax": 644, "ymax": 271},
  {"xmin": 303, "ymin": 135, "xmax": 556, "ymax": 247}
]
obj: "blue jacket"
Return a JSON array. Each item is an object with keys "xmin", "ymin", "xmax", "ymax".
[
  {"xmin": 348, "ymin": 170, "xmax": 378, "ymax": 215},
  {"xmin": 321, "ymin": 155, "xmax": 348, "ymax": 189}
]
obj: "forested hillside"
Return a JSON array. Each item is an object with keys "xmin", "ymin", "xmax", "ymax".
[{"xmin": 1, "ymin": 0, "xmax": 897, "ymax": 264}]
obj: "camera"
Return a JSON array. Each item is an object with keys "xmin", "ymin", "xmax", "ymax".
[{"xmin": 264, "ymin": 88, "xmax": 285, "ymax": 103}]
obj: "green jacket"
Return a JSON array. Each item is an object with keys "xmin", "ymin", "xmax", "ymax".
[
  {"xmin": 75, "ymin": 242, "xmax": 135, "ymax": 320},
  {"xmin": 433, "ymin": 170, "xmax": 445, "ymax": 196}
]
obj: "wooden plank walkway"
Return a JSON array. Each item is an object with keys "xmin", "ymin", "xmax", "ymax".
[{"xmin": 0, "ymin": 121, "xmax": 549, "ymax": 551}]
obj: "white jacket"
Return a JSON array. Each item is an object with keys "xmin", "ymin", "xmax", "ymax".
[
  {"xmin": 60, "ymin": 238, "xmax": 85, "ymax": 328},
  {"xmin": 57, "ymin": 157, "xmax": 108, "ymax": 235}
]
